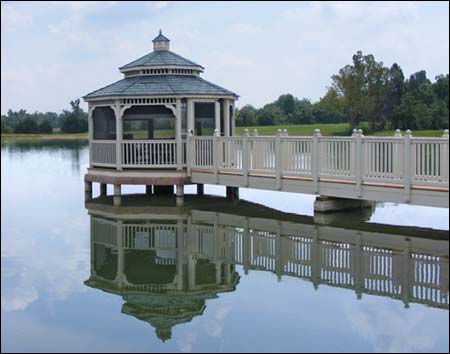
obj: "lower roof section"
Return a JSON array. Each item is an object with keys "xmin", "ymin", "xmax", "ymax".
[{"xmin": 84, "ymin": 75, "xmax": 238, "ymax": 100}]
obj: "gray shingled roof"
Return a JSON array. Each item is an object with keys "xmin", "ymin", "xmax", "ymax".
[
  {"xmin": 120, "ymin": 50, "xmax": 204, "ymax": 70},
  {"xmin": 84, "ymin": 75, "xmax": 238, "ymax": 99}
]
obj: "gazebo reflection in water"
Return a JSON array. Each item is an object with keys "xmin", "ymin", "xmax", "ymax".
[{"xmin": 84, "ymin": 195, "xmax": 449, "ymax": 342}]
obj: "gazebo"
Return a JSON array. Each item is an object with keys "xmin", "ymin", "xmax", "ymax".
[{"xmin": 84, "ymin": 30, "xmax": 238, "ymax": 205}]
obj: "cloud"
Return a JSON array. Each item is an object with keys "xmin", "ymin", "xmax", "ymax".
[
  {"xmin": 204, "ymin": 302, "xmax": 233, "ymax": 338},
  {"xmin": 225, "ymin": 23, "xmax": 263, "ymax": 36},
  {"xmin": 1, "ymin": 5, "xmax": 32, "ymax": 33},
  {"xmin": 153, "ymin": 1, "xmax": 169, "ymax": 10},
  {"xmin": 1, "ymin": 2, "xmax": 448, "ymax": 113},
  {"xmin": 177, "ymin": 331, "xmax": 197, "ymax": 353},
  {"xmin": 49, "ymin": 1, "xmax": 118, "ymax": 12},
  {"xmin": 346, "ymin": 302, "xmax": 439, "ymax": 352}
]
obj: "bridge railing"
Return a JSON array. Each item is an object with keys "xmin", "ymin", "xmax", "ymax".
[{"xmin": 189, "ymin": 129, "xmax": 449, "ymax": 191}]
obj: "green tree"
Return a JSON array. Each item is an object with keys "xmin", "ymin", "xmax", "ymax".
[
  {"xmin": 313, "ymin": 87, "xmax": 346, "ymax": 123},
  {"xmin": 60, "ymin": 99, "xmax": 88, "ymax": 133},
  {"xmin": 256, "ymin": 106, "xmax": 282, "ymax": 126},
  {"xmin": 331, "ymin": 51, "xmax": 369, "ymax": 127},
  {"xmin": 275, "ymin": 94, "xmax": 296, "ymax": 115},
  {"xmin": 235, "ymin": 105, "xmax": 258, "ymax": 127},
  {"xmin": 385, "ymin": 63, "xmax": 405, "ymax": 129},
  {"xmin": 14, "ymin": 117, "xmax": 39, "ymax": 133},
  {"xmin": 38, "ymin": 119, "xmax": 53, "ymax": 134}
]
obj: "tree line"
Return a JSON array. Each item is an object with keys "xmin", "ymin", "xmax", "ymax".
[
  {"xmin": 1, "ymin": 99, "xmax": 88, "ymax": 134},
  {"xmin": 236, "ymin": 51, "xmax": 449, "ymax": 131}
]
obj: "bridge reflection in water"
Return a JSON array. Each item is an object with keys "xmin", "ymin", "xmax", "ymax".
[{"xmin": 84, "ymin": 195, "xmax": 449, "ymax": 342}]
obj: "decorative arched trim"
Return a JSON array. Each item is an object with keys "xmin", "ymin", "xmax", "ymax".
[{"xmin": 164, "ymin": 104, "xmax": 177, "ymax": 115}]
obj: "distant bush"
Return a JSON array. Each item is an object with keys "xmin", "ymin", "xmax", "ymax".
[
  {"xmin": 61, "ymin": 114, "xmax": 88, "ymax": 133},
  {"xmin": 14, "ymin": 118, "xmax": 39, "ymax": 134},
  {"xmin": 38, "ymin": 119, "xmax": 53, "ymax": 134},
  {"xmin": 342, "ymin": 122, "xmax": 374, "ymax": 136}
]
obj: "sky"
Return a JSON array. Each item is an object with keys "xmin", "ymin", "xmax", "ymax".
[{"xmin": 1, "ymin": 1, "xmax": 449, "ymax": 114}]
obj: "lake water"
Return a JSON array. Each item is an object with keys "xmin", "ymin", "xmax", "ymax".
[{"xmin": 1, "ymin": 141, "xmax": 449, "ymax": 353}]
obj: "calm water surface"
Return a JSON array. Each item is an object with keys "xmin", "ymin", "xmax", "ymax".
[{"xmin": 1, "ymin": 141, "xmax": 449, "ymax": 353}]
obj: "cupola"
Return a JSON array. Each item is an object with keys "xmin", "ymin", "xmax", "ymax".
[{"xmin": 152, "ymin": 29, "xmax": 170, "ymax": 51}]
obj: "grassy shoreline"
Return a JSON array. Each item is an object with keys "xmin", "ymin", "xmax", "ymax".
[
  {"xmin": 1, "ymin": 132, "xmax": 88, "ymax": 141},
  {"xmin": 1, "ymin": 123, "xmax": 446, "ymax": 141}
]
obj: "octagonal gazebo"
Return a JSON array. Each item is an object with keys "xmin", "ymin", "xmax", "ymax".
[{"xmin": 84, "ymin": 31, "xmax": 238, "ymax": 205}]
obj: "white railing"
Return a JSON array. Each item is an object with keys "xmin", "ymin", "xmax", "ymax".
[
  {"xmin": 89, "ymin": 130, "xmax": 450, "ymax": 197},
  {"xmin": 121, "ymin": 140, "xmax": 178, "ymax": 167},
  {"xmin": 190, "ymin": 129, "xmax": 449, "ymax": 191},
  {"xmin": 91, "ymin": 140, "xmax": 116, "ymax": 167}
]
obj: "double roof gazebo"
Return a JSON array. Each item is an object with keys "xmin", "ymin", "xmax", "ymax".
[{"xmin": 84, "ymin": 31, "xmax": 238, "ymax": 205}]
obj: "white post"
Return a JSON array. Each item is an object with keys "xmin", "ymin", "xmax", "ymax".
[
  {"xmin": 231, "ymin": 103, "xmax": 236, "ymax": 136},
  {"xmin": 243, "ymin": 218, "xmax": 250, "ymax": 275},
  {"xmin": 403, "ymin": 130, "xmax": 412, "ymax": 202},
  {"xmin": 402, "ymin": 238, "xmax": 411, "ymax": 308},
  {"xmin": 355, "ymin": 129, "xmax": 363, "ymax": 198},
  {"xmin": 394, "ymin": 129, "xmax": 402, "ymax": 179},
  {"xmin": 312, "ymin": 129, "xmax": 321, "ymax": 194},
  {"xmin": 242, "ymin": 129, "xmax": 249, "ymax": 187},
  {"xmin": 275, "ymin": 222, "xmax": 282, "ymax": 282},
  {"xmin": 176, "ymin": 219, "xmax": 184, "ymax": 291},
  {"xmin": 116, "ymin": 221, "xmax": 124, "ymax": 289},
  {"xmin": 213, "ymin": 129, "xmax": 219, "ymax": 183},
  {"xmin": 88, "ymin": 105, "xmax": 94, "ymax": 168},
  {"xmin": 223, "ymin": 99, "xmax": 230, "ymax": 137},
  {"xmin": 275, "ymin": 129, "xmax": 282, "ymax": 190},
  {"xmin": 215, "ymin": 100, "xmax": 221, "ymax": 136},
  {"xmin": 113, "ymin": 101, "xmax": 123, "ymax": 171},
  {"xmin": 187, "ymin": 99, "xmax": 194, "ymax": 135},
  {"xmin": 442, "ymin": 129, "xmax": 449, "ymax": 183},
  {"xmin": 175, "ymin": 98, "xmax": 182, "ymax": 170},
  {"xmin": 187, "ymin": 129, "xmax": 193, "ymax": 177}
]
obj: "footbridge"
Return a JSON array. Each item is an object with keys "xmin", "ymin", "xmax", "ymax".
[{"xmin": 86, "ymin": 129, "xmax": 449, "ymax": 209}]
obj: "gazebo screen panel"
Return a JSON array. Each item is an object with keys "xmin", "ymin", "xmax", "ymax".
[
  {"xmin": 194, "ymin": 102, "xmax": 215, "ymax": 136},
  {"xmin": 93, "ymin": 107, "xmax": 116, "ymax": 140}
]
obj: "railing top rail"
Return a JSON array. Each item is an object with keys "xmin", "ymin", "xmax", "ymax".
[
  {"xmin": 276, "ymin": 136, "xmax": 313, "ymax": 140},
  {"xmin": 319, "ymin": 136, "xmax": 355, "ymax": 141},
  {"xmin": 191, "ymin": 136, "xmax": 214, "ymax": 140},
  {"xmin": 410, "ymin": 137, "xmax": 450, "ymax": 143},
  {"xmin": 92, "ymin": 140, "xmax": 116, "ymax": 143},
  {"xmin": 361, "ymin": 136, "xmax": 405, "ymax": 141},
  {"xmin": 121, "ymin": 139, "xmax": 177, "ymax": 143}
]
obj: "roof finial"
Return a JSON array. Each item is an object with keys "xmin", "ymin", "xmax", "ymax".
[{"xmin": 159, "ymin": 29, "xmax": 162, "ymax": 35}]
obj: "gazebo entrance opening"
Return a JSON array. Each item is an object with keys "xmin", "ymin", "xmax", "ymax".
[
  {"xmin": 194, "ymin": 102, "xmax": 215, "ymax": 136},
  {"xmin": 121, "ymin": 105, "xmax": 177, "ymax": 166},
  {"xmin": 123, "ymin": 106, "xmax": 175, "ymax": 140}
]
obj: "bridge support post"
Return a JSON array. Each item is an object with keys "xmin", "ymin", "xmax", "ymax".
[
  {"xmin": 113, "ymin": 184, "xmax": 121, "ymax": 206},
  {"xmin": 314, "ymin": 196, "xmax": 372, "ymax": 213},
  {"xmin": 84, "ymin": 180, "xmax": 92, "ymax": 201},
  {"xmin": 197, "ymin": 184, "xmax": 204, "ymax": 195},
  {"xmin": 100, "ymin": 183, "xmax": 107, "ymax": 197},
  {"xmin": 176, "ymin": 184, "xmax": 184, "ymax": 207},
  {"xmin": 145, "ymin": 185, "xmax": 153, "ymax": 196},
  {"xmin": 226, "ymin": 186, "xmax": 239, "ymax": 202}
]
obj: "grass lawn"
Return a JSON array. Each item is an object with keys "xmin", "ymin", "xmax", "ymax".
[
  {"xmin": 2, "ymin": 124, "xmax": 446, "ymax": 141},
  {"xmin": 235, "ymin": 123, "xmax": 446, "ymax": 137}
]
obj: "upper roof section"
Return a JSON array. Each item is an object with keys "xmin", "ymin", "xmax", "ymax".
[
  {"xmin": 83, "ymin": 75, "xmax": 238, "ymax": 100},
  {"xmin": 119, "ymin": 31, "xmax": 204, "ymax": 74}
]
